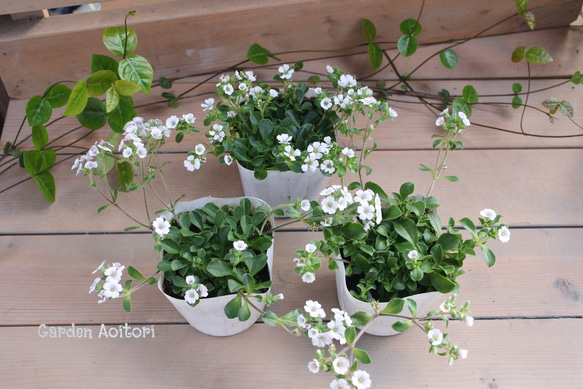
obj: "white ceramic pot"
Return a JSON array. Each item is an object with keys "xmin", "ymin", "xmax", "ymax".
[
  {"xmin": 335, "ymin": 262, "xmax": 442, "ymax": 336},
  {"xmin": 158, "ymin": 196, "xmax": 274, "ymax": 336},
  {"xmin": 237, "ymin": 162, "xmax": 330, "ymax": 210}
]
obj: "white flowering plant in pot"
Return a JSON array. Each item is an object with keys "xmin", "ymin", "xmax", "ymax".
[
  {"xmin": 190, "ymin": 63, "xmax": 397, "ymax": 180},
  {"xmin": 271, "ymin": 107, "xmax": 511, "ymax": 387}
]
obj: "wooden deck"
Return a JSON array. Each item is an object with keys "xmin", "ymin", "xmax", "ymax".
[{"xmin": 1, "ymin": 2, "xmax": 583, "ymax": 388}]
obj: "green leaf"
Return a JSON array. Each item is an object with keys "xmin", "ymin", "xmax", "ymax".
[
  {"xmin": 246, "ymin": 43, "xmax": 280, "ymax": 65},
  {"xmin": 570, "ymin": 71, "xmax": 582, "ymax": 85},
  {"xmin": 437, "ymin": 233, "xmax": 459, "ymax": 251},
  {"xmin": 462, "ymin": 85, "xmax": 478, "ymax": 104},
  {"xmin": 392, "ymin": 320, "xmax": 413, "ymax": 332},
  {"xmin": 86, "ymin": 70, "xmax": 118, "ymax": 96},
  {"xmin": 307, "ymin": 76, "xmax": 320, "ymax": 84},
  {"xmin": 108, "ymin": 95, "xmax": 136, "ymax": 133},
  {"xmin": 64, "ymin": 80, "xmax": 88, "ymax": 116},
  {"xmin": 159, "ymin": 76, "xmax": 173, "ymax": 89},
  {"xmin": 44, "ymin": 84, "xmax": 72, "ymax": 108},
  {"xmin": 480, "ymin": 245, "xmax": 496, "ymax": 267},
  {"xmin": 542, "ymin": 98, "xmax": 573, "ymax": 118},
  {"xmin": 105, "ymin": 87, "xmax": 120, "ymax": 113},
  {"xmin": 460, "ymin": 217, "xmax": 477, "ymax": 236},
  {"xmin": 127, "ymin": 266, "xmax": 146, "ymax": 281},
  {"xmin": 224, "ymin": 294, "xmax": 242, "ymax": 319},
  {"xmin": 381, "ymin": 298, "xmax": 405, "ymax": 314},
  {"xmin": 512, "ymin": 83, "xmax": 523, "ymax": 94},
  {"xmin": 397, "ymin": 35, "xmax": 418, "ymax": 57},
  {"xmin": 102, "ymin": 26, "xmax": 138, "ymax": 57},
  {"xmin": 91, "ymin": 54, "xmax": 119, "ymax": 74},
  {"xmin": 399, "ymin": 18, "xmax": 422, "ymax": 36},
  {"xmin": 36, "ymin": 171, "xmax": 55, "ymax": 202},
  {"xmin": 262, "ymin": 311, "xmax": 279, "ymax": 326},
  {"xmin": 512, "ymin": 95, "xmax": 523, "ymax": 109},
  {"xmin": 515, "ymin": 0, "xmax": 528, "ymax": 14},
  {"xmin": 394, "ymin": 218, "xmax": 418, "ymax": 244},
  {"xmin": 511, "ymin": 46, "xmax": 527, "ymax": 63},
  {"xmin": 117, "ymin": 160, "xmax": 134, "ymax": 191},
  {"xmin": 118, "ymin": 55, "xmax": 153, "ymax": 94},
  {"xmin": 452, "ymin": 97, "xmax": 471, "ymax": 118},
  {"xmin": 523, "ymin": 11, "xmax": 536, "ymax": 30},
  {"xmin": 76, "ymin": 97, "xmax": 107, "ymax": 130},
  {"xmin": 354, "ymin": 348, "xmax": 372, "ymax": 364},
  {"xmin": 344, "ymin": 326, "xmax": 356, "ymax": 345},
  {"xmin": 32, "ymin": 125, "xmax": 49, "ymax": 151},
  {"xmin": 115, "ymin": 79, "xmax": 142, "ymax": 96},
  {"xmin": 238, "ymin": 301, "xmax": 251, "ymax": 321},
  {"xmin": 123, "ymin": 294, "xmax": 132, "ymax": 312},
  {"xmin": 440, "ymin": 49, "xmax": 458, "ymax": 69},
  {"xmin": 351, "ymin": 311, "xmax": 374, "ymax": 327},
  {"xmin": 207, "ymin": 260, "xmax": 235, "ymax": 277},
  {"xmin": 525, "ymin": 47, "xmax": 553, "ymax": 64},
  {"xmin": 428, "ymin": 272, "xmax": 456, "ymax": 293},
  {"xmin": 26, "ymin": 96, "xmax": 52, "ymax": 127},
  {"xmin": 406, "ymin": 298, "xmax": 417, "ymax": 316},
  {"xmin": 399, "ymin": 181, "xmax": 414, "ymax": 199},
  {"xmin": 368, "ymin": 43, "xmax": 383, "ymax": 70},
  {"xmin": 361, "ymin": 18, "xmax": 376, "ymax": 43}
]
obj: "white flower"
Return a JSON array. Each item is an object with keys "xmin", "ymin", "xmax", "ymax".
[
  {"xmin": 84, "ymin": 160, "xmax": 98, "ymax": 170},
  {"xmin": 238, "ymin": 82, "xmax": 249, "ymax": 92},
  {"xmin": 297, "ymin": 315, "xmax": 307, "ymax": 329},
  {"xmin": 321, "ymin": 196, "xmax": 339, "ymax": 215},
  {"xmin": 92, "ymin": 260, "xmax": 106, "ymax": 274},
  {"xmin": 277, "ymin": 133, "xmax": 293, "ymax": 144},
  {"xmin": 408, "ymin": 250, "xmax": 419, "ymax": 260},
  {"xmin": 165, "ymin": 115, "xmax": 179, "ymax": 129},
  {"xmin": 435, "ymin": 116, "xmax": 445, "ymax": 126},
  {"xmin": 201, "ymin": 98, "xmax": 215, "ymax": 111},
  {"xmin": 233, "ymin": 240, "xmax": 248, "ymax": 251},
  {"xmin": 136, "ymin": 145, "xmax": 147, "ymax": 158},
  {"xmin": 89, "ymin": 277, "xmax": 101, "ymax": 294},
  {"xmin": 351, "ymin": 370, "xmax": 372, "ymax": 389},
  {"xmin": 302, "ymin": 272, "xmax": 316, "ymax": 284},
  {"xmin": 185, "ymin": 275, "xmax": 195, "ymax": 285},
  {"xmin": 87, "ymin": 145, "xmax": 99, "ymax": 157},
  {"xmin": 326, "ymin": 65, "xmax": 334, "ymax": 74},
  {"xmin": 308, "ymin": 359, "xmax": 320, "ymax": 374},
  {"xmin": 480, "ymin": 208, "xmax": 497, "ymax": 221},
  {"xmin": 320, "ymin": 97, "xmax": 333, "ymax": 110},
  {"xmin": 338, "ymin": 74, "xmax": 357, "ymax": 88},
  {"xmin": 182, "ymin": 113, "xmax": 196, "ymax": 124},
  {"xmin": 223, "ymin": 84, "xmax": 234, "ymax": 95},
  {"xmin": 354, "ymin": 189, "xmax": 373, "ymax": 204},
  {"xmin": 122, "ymin": 147, "xmax": 132, "ymax": 158},
  {"xmin": 278, "ymin": 64, "xmax": 294, "ymax": 79},
  {"xmin": 341, "ymin": 147, "xmax": 355, "ymax": 158},
  {"xmin": 305, "ymin": 243, "xmax": 317, "ymax": 253},
  {"xmin": 375, "ymin": 194, "xmax": 382, "ymax": 224},
  {"xmin": 330, "ymin": 378, "xmax": 351, "ymax": 389},
  {"xmin": 458, "ymin": 349, "xmax": 469, "ymax": 359},
  {"xmin": 269, "ymin": 89, "xmax": 279, "ymax": 98},
  {"xmin": 102, "ymin": 281, "xmax": 122, "ymax": 299},
  {"xmin": 184, "ymin": 155, "xmax": 201, "ymax": 172},
  {"xmin": 357, "ymin": 202, "xmax": 375, "ymax": 221},
  {"xmin": 194, "ymin": 144, "xmax": 206, "ymax": 155},
  {"xmin": 428, "ymin": 328, "xmax": 444, "ymax": 345},
  {"xmin": 331, "ymin": 308, "xmax": 352, "ymax": 326},
  {"xmin": 320, "ymin": 159, "xmax": 335, "ymax": 174},
  {"xmin": 304, "ymin": 300, "xmax": 325, "ymax": 318},
  {"xmin": 223, "ymin": 155, "xmax": 233, "ymax": 165},
  {"xmin": 198, "ymin": 284, "xmax": 209, "ymax": 298},
  {"xmin": 150, "ymin": 126, "xmax": 164, "ymax": 140},
  {"xmin": 498, "ymin": 226, "xmax": 511, "ymax": 243},
  {"xmin": 184, "ymin": 288, "xmax": 199, "ymax": 304},
  {"xmin": 388, "ymin": 107, "xmax": 398, "ymax": 117},
  {"xmin": 465, "ymin": 315, "xmax": 474, "ymax": 327},
  {"xmin": 152, "ymin": 217, "xmax": 170, "ymax": 238},
  {"xmin": 300, "ymin": 200, "xmax": 311, "ymax": 212},
  {"xmin": 458, "ymin": 111, "xmax": 471, "ymax": 126},
  {"xmin": 439, "ymin": 301, "xmax": 453, "ymax": 313},
  {"xmin": 327, "ymin": 320, "xmax": 347, "ymax": 343},
  {"xmin": 332, "ymin": 356, "xmax": 350, "ymax": 375},
  {"xmin": 104, "ymin": 266, "xmax": 123, "ymax": 283}
]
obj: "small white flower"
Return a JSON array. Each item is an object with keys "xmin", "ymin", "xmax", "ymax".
[
  {"xmin": 297, "ymin": 315, "xmax": 307, "ymax": 328},
  {"xmin": 152, "ymin": 217, "xmax": 170, "ymax": 238},
  {"xmin": 150, "ymin": 127, "xmax": 163, "ymax": 140},
  {"xmin": 84, "ymin": 160, "xmax": 98, "ymax": 170},
  {"xmin": 459, "ymin": 111, "xmax": 471, "ymax": 126},
  {"xmin": 351, "ymin": 370, "xmax": 372, "ymax": 389},
  {"xmin": 233, "ymin": 240, "xmax": 248, "ymax": 251},
  {"xmin": 102, "ymin": 281, "xmax": 122, "ymax": 299},
  {"xmin": 122, "ymin": 147, "xmax": 133, "ymax": 158},
  {"xmin": 320, "ymin": 97, "xmax": 333, "ymax": 110},
  {"xmin": 89, "ymin": 277, "xmax": 101, "ymax": 294},
  {"xmin": 330, "ymin": 378, "xmax": 351, "ymax": 389},
  {"xmin": 465, "ymin": 315, "xmax": 474, "ymax": 327},
  {"xmin": 388, "ymin": 107, "xmax": 398, "ymax": 117},
  {"xmin": 308, "ymin": 359, "xmax": 320, "ymax": 374},
  {"xmin": 305, "ymin": 243, "xmax": 317, "ymax": 253},
  {"xmin": 354, "ymin": 189, "xmax": 373, "ymax": 204},
  {"xmin": 165, "ymin": 115, "xmax": 180, "ymax": 129},
  {"xmin": 184, "ymin": 155, "xmax": 201, "ymax": 172},
  {"xmin": 223, "ymin": 84, "xmax": 234, "ymax": 95},
  {"xmin": 136, "ymin": 145, "xmax": 147, "ymax": 159},
  {"xmin": 194, "ymin": 144, "xmax": 206, "ymax": 155},
  {"xmin": 428, "ymin": 328, "xmax": 444, "ymax": 345},
  {"xmin": 185, "ymin": 275, "xmax": 195, "ymax": 285},
  {"xmin": 375, "ymin": 194, "xmax": 382, "ymax": 224},
  {"xmin": 341, "ymin": 147, "xmax": 355, "ymax": 158},
  {"xmin": 302, "ymin": 272, "xmax": 316, "ymax": 284},
  {"xmin": 332, "ymin": 356, "xmax": 350, "ymax": 375},
  {"xmin": 321, "ymin": 196, "xmax": 339, "ymax": 215},
  {"xmin": 201, "ymin": 98, "xmax": 215, "ymax": 111},
  {"xmin": 320, "ymin": 159, "xmax": 335, "ymax": 174},
  {"xmin": 184, "ymin": 288, "xmax": 199, "ymax": 304},
  {"xmin": 269, "ymin": 89, "xmax": 279, "ymax": 98},
  {"xmin": 182, "ymin": 113, "xmax": 196, "ymax": 124},
  {"xmin": 498, "ymin": 226, "xmax": 511, "ymax": 243},
  {"xmin": 357, "ymin": 202, "xmax": 375, "ymax": 221},
  {"xmin": 326, "ymin": 65, "xmax": 334, "ymax": 74},
  {"xmin": 458, "ymin": 349, "xmax": 469, "ymax": 359},
  {"xmin": 92, "ymin": 260, "xmax": 106, "ymax": 274},
  {"xmin": 198, "ymin": 284, "xmax": 209, "ymax": 298},
  {"xmin": 300, "ymin": 200, "xmax": 311, "ymax": 212},
  {"xmin": 304, "ymin": 300, "xmax": 325, "ymax": 318},
  {"xmin": 104, "ymin": 266, "xmax": 123, "ymax": 283},
  {"xmin": 277, "ymin": 133, "xmax": 293, "ymax": 144},
  {"xmin": 408, "ymin": 250, "xmax": 419, "ymax": 260},
  {"xmin": 338, "ymin": 74, "xmax": 357, "ymax": 88},
  {"xmin": 435, "ymin": 116, "xmax": 445, "ymax": 126},
  {"xmin": 439, "ymin": 301, "xmax": 453, "ymax": 313},
  {"xmin": 223, "ymin": 155, "xmax": 233, "ymax": 165},
  {"xmin": 278, "ymin": 64, "xmax": 294, "ymax": 79},
  {"xmin": 87, "ymin": 145, "xmax": 99, "ymax": 158},
  {"xmin": 480, "ymin": 208, "xmax": 497, "ymax": 221}
]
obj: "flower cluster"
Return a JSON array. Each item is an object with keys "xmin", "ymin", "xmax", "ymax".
[
  {"xmin": 72, "ymin": 140, "xmax": 114, "ymax": 175},
  {"xmin": 89, "ymin": 261, "xmax": 126, "ymax": 303},
  {"xmin": 298, "ymin": 301, "xmax": 372, "ymax": 389},
  {"xmin": 182, "ymin": 275, "xmax": 209, "ymax": 306},
  {"xmin": 435, "ymin": 108, "xmax": 470, "ymax": 133}
]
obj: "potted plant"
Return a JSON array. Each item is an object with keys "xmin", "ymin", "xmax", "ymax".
[{"xmin": 196, "ymin": 63, "xmax": 397, "ymax": 207}]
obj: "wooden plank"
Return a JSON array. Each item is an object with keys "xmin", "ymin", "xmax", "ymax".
[
  {"xmin": 1, "ymin": 148, "xmax": 582, "ymax": 233},
  {"xmin": 1, "ymin": 319, "xmax": 581, "ymax": 388},
  {"xmin": 1, "ymin": 228, "xmax": 581, "ymax": 326},
  {"xmin": 0, "ymin": 0, "xmax": 115, "ymax": 15},
  {"xmin": 0, "ymin": 0, "xmax": 580, "ymax": 99}
]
